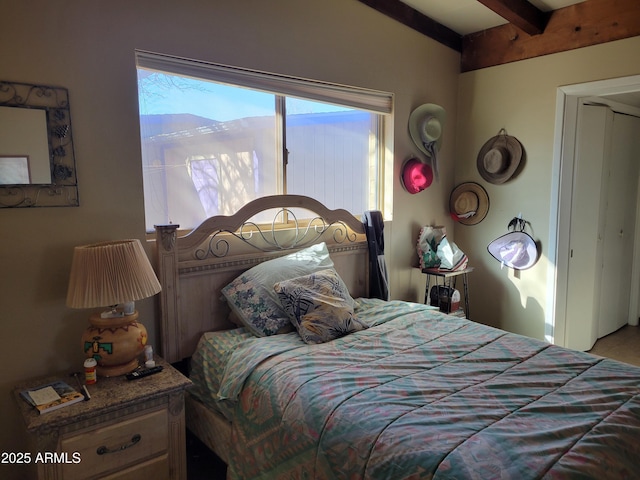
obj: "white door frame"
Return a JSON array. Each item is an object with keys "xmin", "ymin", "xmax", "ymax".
[{"xmin": 547, "ymin": 74, "xmax": 640, "ymax": 348}]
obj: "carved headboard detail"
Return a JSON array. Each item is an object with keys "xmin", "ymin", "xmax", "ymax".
[{"xmin": 153, "ymin": 195, "xmax": 370, "ymax": 363}]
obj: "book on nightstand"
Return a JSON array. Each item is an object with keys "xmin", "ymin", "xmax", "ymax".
[{"xmin": 20, "ymin": 380, "xmax": 84, "ymax": 414}]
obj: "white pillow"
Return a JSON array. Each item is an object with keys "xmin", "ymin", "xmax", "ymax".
[{"xmin": 221, "ymin": 242, "xmax": 334, "ymax": 337}]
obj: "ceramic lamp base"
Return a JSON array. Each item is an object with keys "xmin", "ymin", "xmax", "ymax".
[{"xmin": 82, "ymin": 311, "xmax": 148, "ymax": 376}]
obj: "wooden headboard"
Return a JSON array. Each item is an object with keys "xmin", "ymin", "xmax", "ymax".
[{"xmin": 153, "ymin": 194, "xmax": 370, "ymax": 363}]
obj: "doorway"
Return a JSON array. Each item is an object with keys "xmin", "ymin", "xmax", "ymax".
[{"xmin": 548, "ymin": 75, "xmax": 640, "ymax": 351}]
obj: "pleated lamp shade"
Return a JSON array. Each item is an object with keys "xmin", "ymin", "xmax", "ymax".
[
  {"xmin": 67, "ymin": 239, "xmax": 161, "ymax": 309},
  {"xmin": 67, "ymin": 239, "xmax": 162, "ymax": 376}
]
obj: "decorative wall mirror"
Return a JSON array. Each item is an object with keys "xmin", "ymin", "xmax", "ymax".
[{"xmin": 0, "ymin": 80, "xmax": 78, "ymax": 207}]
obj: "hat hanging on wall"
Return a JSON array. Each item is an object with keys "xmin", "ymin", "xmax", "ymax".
[
  {"xmin": 449, "ymin": 182, "xmax": 489, "ymax": 225},
  {"xmin": 477, "ymin": 128, "xmax": 523, "ymax": 184},
  {"xmin": 409, "ymin": 104, "xmax": 446, "ymax": 181},
  {"xmin": 401, "ymin": 157, "xmax": 433, "ymax": 194},
  {"xmin": 487, "ymin": 217, "xmax": 539, "ymax": 270}
]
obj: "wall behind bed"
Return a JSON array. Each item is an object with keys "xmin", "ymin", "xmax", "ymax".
[{"xmin": 0, "ymin": 1, "xmax": 459, "ymax": 477}]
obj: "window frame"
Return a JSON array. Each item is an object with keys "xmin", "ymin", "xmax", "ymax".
[{"xmin": 135, "ymin": 50, "xmax": 394, "ymax": 231}]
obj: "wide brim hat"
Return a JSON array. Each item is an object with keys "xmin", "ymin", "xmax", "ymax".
[
  {"xmin": 401, "ymin": 157, "xmax": 433, "ymax": 194},
  {"xmin": 449, "ymin": 182, "xmax": 489, "ymax": 225},
  {"xmin": 409, "ymin": 104, "xmax": 446, "ymax": 157},
  {"xmin": 477, "ymin": 129, "xmax": 523, "ymax": 184},
  {"xmin": 487, "ymin": 231, "xmax": 538, "ymax": 270}
]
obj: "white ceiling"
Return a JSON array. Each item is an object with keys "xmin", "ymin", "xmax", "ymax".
[{"xmin": 399, "ymin": 0, "xmax": 586, "ymax": 35}]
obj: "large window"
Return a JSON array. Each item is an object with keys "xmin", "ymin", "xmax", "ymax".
[{"xmin": 136, "ymin": 51, "xmax": 393, "ymax": 231}]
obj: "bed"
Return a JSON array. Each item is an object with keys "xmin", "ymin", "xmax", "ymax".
[{"xmin": 153, "ymin": 194, "xmax": 640, "ymax": 480}]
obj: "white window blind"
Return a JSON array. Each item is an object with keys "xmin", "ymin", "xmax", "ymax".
[{"xmin": 135, "ymin": 50, "xmax": 393, "ymax": 115}]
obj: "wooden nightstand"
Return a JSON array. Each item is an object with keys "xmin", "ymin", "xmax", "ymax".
[{"xmin": 13, "ymin": 356, "xmax": 192, "ymax": 480}]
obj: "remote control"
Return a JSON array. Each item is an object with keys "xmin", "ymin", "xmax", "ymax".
[{"xmin": 126, "ymin": 365, "xmax": 164, "ymax": 381}]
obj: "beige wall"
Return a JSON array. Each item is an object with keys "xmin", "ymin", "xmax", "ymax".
[
  {"xmin": 0, "ymin": 1, "xmax": 459, "ymax": 477},
  {"xmin": 3, "ymin": 1, "xmax": 637, "ymax": 476},
  {"xmin": 455, "ymin": 36, "xmax": 640, "ymax": 340}
]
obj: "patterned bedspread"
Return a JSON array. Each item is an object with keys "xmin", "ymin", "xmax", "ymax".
[{"xmin": 208, "ymin": 299, "xmax": 640, "ymax": 479}]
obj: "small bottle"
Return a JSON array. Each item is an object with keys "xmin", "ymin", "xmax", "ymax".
[
  {"xmin": 84, "ymin": 358, "xmax": 97, "ymax": 384},
  {"xmin": 144, "ymin": 345, "xmax": 153, "ymax": 362},
  {"xmin": 144, "ymin": 345, "xmax": 155, "ymax": 368}
]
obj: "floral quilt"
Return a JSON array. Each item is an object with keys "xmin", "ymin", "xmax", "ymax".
[{"xmin": 207, "ymin": 299, "xmax": 640, "ymax": 479}]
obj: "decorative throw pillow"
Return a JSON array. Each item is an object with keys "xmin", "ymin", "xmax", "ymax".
[
  {"xmin": 221, "ymin": 242, "xmax": 334, "ymax": 337},
  {"xmin": 274, "ymin": 268, "xmax": 367, "ymax": 344}
]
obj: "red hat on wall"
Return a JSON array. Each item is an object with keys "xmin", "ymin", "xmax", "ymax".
[{"xmin": 401, "ymin": 157, "xmax": 433, "ymax": 194}]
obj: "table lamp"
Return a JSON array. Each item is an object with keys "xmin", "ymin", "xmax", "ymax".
[{"xmin": 66, "ymin": 239, "xmax": 162, "ymax": 376}]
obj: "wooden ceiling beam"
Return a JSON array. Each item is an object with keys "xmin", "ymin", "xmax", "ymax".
[
  {"xmin": 357, "ymin": 0, "xmax": 462, "ymax": 52},
  {"xmin": 462, "ymin": 0, "xmax": 640, "ymax": 72},
  {"xmin": 476, "ymin": 0, "xmax": 550, "ymax": 35}
]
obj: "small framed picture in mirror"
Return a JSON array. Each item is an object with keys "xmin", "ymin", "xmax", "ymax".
[{"xmin": 0, "ymin": 155, "xmax": 31, "ymax": 185}]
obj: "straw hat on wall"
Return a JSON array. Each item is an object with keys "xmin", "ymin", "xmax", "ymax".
[
  {"xmin": 477, "ymin": 129, "xmax": 523, "ymax": 184},
  {"xmin": 449, "ymin": 182, "xmax": 489, "ymax": 225}
]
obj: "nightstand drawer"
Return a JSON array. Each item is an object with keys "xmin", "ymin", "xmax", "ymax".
[
  {"xmin": 60, "ymin": 407, "xmax": 168, "ymax": 479},
  {"xmin": 100, "ymin": 454, "xmax": 169, "ymax": 480}
]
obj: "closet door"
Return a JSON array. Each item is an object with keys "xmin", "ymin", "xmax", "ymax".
[
  {"xmin": 565, "ymin": 104, "xmax": 610, "ymax": 351},
  {"xmin": 597, "ymin": 112, "xmax": 640, "ymax": 338}
]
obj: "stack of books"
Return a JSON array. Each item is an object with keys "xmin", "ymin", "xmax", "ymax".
[{"xmin": 20, "ymin": 381, "xmax": 84, "ymax": 414}]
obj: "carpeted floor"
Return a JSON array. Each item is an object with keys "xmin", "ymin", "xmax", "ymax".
[{"xmin": 588, "ymin": 324, "xmax": 640, "ymax": 367}]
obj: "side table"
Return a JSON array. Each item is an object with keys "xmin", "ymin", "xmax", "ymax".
[
  {"xmin": 422, "ymin": 267, "xmax": 473, "ymax": 318},
  {"xmin": 14, "ymin": 355, "xmax": 192, "ymax": 480}
]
